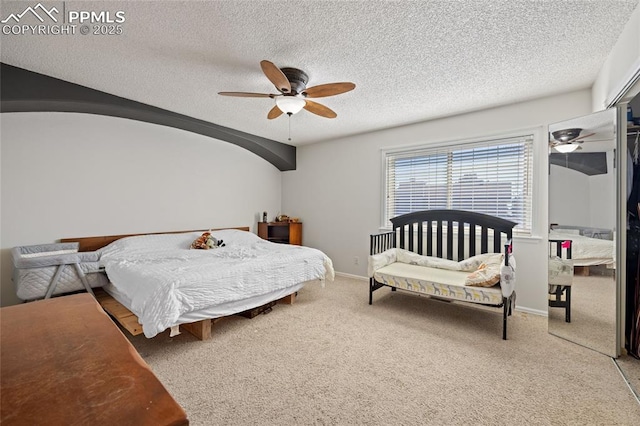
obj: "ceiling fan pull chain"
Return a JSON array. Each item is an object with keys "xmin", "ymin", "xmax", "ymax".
[{"xmin": 288, "ymin": 112, "xmax": 292, "ymax": 141}]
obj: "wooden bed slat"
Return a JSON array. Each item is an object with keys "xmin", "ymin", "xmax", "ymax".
[
  {"xmin": 457, "ymin": 221, "xmax": 465, "ymax": 261},
  {"xmin": 493, "ymin": 229, "xmax": 502, "ymax": 253},
  {"xmin": 408, "ymin": 223, "xmax": 414, "ymax": 252},
  {"xmin": 436, "ymin": 221, "xmax": 443, "ymax": 257},
  {"xmin": 469, "ymin": 223, "xmax": 476, "ymax": 256},
  {"xmin": 446, "ymin": 220, "xmax": 453, "ymax": 260},
  {"xmin": 481, "ymin": 226, "xmax": 489, "ymax": 253},
  {"xmin": 94, "ymin": 288, "xmax": 143, "ymax": 336}
]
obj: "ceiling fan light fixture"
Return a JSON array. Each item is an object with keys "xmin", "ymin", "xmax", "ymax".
[
  {"xmin": 554, "ymin": 143, "xmax": 580, "ymax": 153},
  {"xmin": 275, "ymin": 96, "xmax": 306, "ymax": 114}
]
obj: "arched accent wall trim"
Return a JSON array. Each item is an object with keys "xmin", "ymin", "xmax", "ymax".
[{"xmin": 0, "ymin": 63, "xmax": 296, "ymax": 171}]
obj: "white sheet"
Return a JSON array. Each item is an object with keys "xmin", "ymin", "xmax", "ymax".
[
  {"xmin": 549, "ymin": 230, "xmax": 614, "ymax": 266},
  {"xmin": 99, "ymin": 229, "xmax": 334, "ymax": 337}
]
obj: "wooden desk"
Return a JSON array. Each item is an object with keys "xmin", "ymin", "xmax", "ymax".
[{"xmin": 0, "ymin": 294, "xmax": 188, "ymax": 425}]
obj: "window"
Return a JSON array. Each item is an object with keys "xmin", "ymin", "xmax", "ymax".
[{"xmin": 383, "ymin": 134, "xmax": 534, "ymax": 234}]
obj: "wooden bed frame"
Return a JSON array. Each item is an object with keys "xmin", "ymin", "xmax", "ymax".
[{"xmin": 60, "ymin": 227, "xmax": 296, "ymax": 341}]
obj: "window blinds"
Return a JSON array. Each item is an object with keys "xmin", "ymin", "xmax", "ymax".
[{"xmin": 384, "ymin": 135, "xmax": 534, "ymax": 234}]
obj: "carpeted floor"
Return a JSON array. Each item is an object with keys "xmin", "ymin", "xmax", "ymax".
[
  {"xmin": 128, "ymin": 276, "xmax": 640, "ymax": 425},
  {"xmin": 548, "ymin": 273, "xmax": 617, "ymax": 356}
]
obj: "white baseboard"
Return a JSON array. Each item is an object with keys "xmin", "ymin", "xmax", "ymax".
[
  {"xmin": 334, "ymin": 272, "xmax": 368, "ymax": 282},
  {"xmin": 515, "ymin": 306, "xmax": 548, "ymax": 317}
]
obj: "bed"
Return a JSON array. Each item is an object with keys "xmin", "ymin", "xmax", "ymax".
[
  {"xmin": 548, "ymin": 229, "xmax": 614, "ymax": 270},
  {"xmin": 65, "ymin": 228, "xmax": 334, "ymax": 339}
]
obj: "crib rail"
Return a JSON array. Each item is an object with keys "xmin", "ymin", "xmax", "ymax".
[{"xmin": 370, "ymin": 231, "xmax": 394, "ymax": 255}]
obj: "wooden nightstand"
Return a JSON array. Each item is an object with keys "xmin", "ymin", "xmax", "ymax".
[{"xmin": 258, "ymin": 222, "xmax": 302, "ymax": 245}]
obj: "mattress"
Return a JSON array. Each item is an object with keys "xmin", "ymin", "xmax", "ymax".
[
  {"xmin": 374, "ymin": 262, "xmax": 504, "ymax": 305},
  {"xmin": 549, "ymin": 230, "xmax": 615, "ymax": 267},
  {"xmin": 99, "ymin": 229, "xmax": 334, "ymax": 338},
  {"xmin": 12, "ymin": 243, "xmax": 109, "ymax": 301}
]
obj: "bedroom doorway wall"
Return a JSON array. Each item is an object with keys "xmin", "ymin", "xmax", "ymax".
[{"xmin": 548, "ymin": 107, "xmax": 622, "ymax": 358}]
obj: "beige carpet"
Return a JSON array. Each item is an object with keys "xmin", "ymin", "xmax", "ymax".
[
  {"xmin": 127, "ymin": 276, "xmax": 640, "ymax": 425},
  {"xmin": 548, "ymin": 274, "xmax": 617, "ymax": 356}
]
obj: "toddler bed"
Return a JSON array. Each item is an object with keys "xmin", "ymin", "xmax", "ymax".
[{"xmin": 369, "ymin": 210, "xmax": 516, "ymax": 339}]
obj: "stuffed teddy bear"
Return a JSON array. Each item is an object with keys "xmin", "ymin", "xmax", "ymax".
[{"xmin": 191, "ymin": 232, "xmax": 225, "ymax": 250}]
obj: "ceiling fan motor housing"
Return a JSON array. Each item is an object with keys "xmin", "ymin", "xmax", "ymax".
[
  {"xmin": 280, "ymin": 67, "xmax": 308, "ymax": 95},
  {"xmin": 552, "ymin": 128, "xmax": 582, "ymax": 142}
]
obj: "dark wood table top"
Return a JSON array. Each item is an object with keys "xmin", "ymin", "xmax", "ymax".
[{"xmin": 0, "ymin": 294, "xmax": 188, "ymax": 425}]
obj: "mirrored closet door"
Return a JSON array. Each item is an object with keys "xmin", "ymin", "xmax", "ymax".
[{"xmin": 548, "ymin": 108, "xmax": 622, "ymax": 357}]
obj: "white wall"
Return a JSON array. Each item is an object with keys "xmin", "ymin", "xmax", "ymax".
[
  {"xmin": 282, "ymin": 90, "xmax": 593, "ymax": 314},
  {"xmin": 589, "ymin": 150, "xmax": 617, "ymax": 230},
  {"xmin": 592, "ymin": 3, "xmax": 640, "ymax": 109},
  {"xmin": 549, "ymin": 165, "xmax": 591, "ymax": 227},
  {"xmin": 0, "ymin": 112, "xmax": 282, "ymax": 306},
  {"xmin": 549, "ymin": 150, "xmax": 616, "ymax": 231}
]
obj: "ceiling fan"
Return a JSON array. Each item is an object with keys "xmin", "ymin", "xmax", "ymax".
[
  {"xmin": 218, "ymin": 60, "xmax": 355, "ymax": 119},
  {"xmin": 549, "ymin": 128, "xmax": 596, "ymax": 153}
]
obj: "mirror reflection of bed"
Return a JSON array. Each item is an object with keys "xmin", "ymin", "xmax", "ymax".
[{"xmin": 548, "ymin": 109, "xmax": 618, "ymax": 357}]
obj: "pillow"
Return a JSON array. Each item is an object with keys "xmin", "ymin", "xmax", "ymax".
[
  {"xmin": 368, "ymin": 248, "xmax": 397, "ymax": 277},
  {"xmin": 396, "ymin": 249, "xmax": 461, "ymax": 271},
  {"xmin": 211, "ymin": 229, "xmax": 262, "ymax": 245},
  {"xmin": 553, "ymin": 228, "xmax": 580, "ymax": 235},
  {"xmin": 459, "ymin": 253, "xmax": 503, "ymax": 272},
  {"xmin": 465, "ymin": 261, "xmax": 501, "ymax": 287},
  {"xmin": 548, "ymin": 255, "xmax": 573, "ymax": 287}
]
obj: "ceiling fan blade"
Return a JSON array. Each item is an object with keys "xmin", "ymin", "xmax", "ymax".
[
  {"xmin": 569, "ymin": 132, "xmax": 596, "ymax": 142},
  {"xmin": 267, "ymin": 105, "xmax": 283, "ymax": 120},
  {"xmin": 260, "ymin": 60, "xmax": 291, "ymax": 93},
  {"xmin": 218, "ymin": 92, "xmax": 275, "ymax": 98},
  {"xmin": 303, "ymin": 100, "xmax": 337, "ymax": 118},
  {"xmin": 303, "ymin": 82, "xmax": 356, "ymax": 98}
]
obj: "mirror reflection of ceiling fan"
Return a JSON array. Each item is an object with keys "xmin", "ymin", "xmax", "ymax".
[
  {"xmin": 218, "ymin": 60, "xmax": 355, "ymax": 119},
  {"xmin": 549, "ymin": 128, "xmax": 596, "ymax": 153}
]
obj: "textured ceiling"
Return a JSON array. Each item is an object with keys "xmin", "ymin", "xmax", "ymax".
[{"xmin": 1, "ymin": 0, "xmax": 638, "ymax": 146}]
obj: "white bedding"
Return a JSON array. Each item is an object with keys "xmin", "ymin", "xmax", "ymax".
[
  {"xmin": 99, "ymin": 229, "xmax": 334, "ymax": 337},
  {"xmin": 549, "ymin": 230, "xmax": 614, "ymax": 266}
]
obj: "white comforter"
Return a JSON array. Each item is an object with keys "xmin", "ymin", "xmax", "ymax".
[
  {"xmin": 549, "ymin": 230, "xmax": 614, "ymax": 265},
  {"xmin": 99, "ymin": 229, "xmax": 334, "ymax": 337}
]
